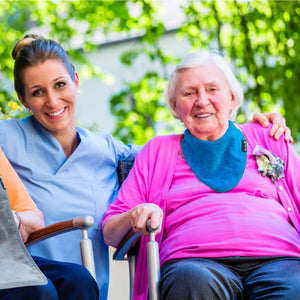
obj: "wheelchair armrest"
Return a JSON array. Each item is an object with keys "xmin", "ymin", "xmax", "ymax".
[
  {"xmin": 113, "ymin": 218, "xmax": 158, "ymax": 261},
  {"xmin": 113, "ymin": 228, "xmax": 141, "ymax": 261},
  {"xmin": 25, "ymin": 216, "xmax": 94, "ymax": 247}
]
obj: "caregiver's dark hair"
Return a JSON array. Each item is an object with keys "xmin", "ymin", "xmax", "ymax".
[{"xmin": 12, "ymin": 33, "xmax": 75, "ymax": 97}]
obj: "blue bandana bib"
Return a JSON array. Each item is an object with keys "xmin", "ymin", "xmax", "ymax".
[{"xmin": 181, "ymin": 121, "xmax": 247, "ymax": 192}]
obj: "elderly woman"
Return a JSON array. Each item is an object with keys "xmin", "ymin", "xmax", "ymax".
[{"xmin": 102, "ymin": 50, "xmax": 300, "ymax": 300}]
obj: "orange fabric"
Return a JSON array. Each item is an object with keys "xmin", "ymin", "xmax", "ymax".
[{"xmin": 0, "ymin": 147, "xmax": 36, "ymax": 211}]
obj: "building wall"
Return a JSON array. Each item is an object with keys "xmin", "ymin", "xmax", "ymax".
[{"xmin": 76, "ymin": 30, "xmax": 191, "ymax": 135}]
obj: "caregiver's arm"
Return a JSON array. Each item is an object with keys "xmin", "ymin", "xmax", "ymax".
[{"xmin": 14, "ymin": 207, "xmax": 44, "ymax": 243}]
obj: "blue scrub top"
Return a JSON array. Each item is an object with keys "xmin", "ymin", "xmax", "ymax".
[{"xmin": 0, "ymin": 116, "xmax": 140, "ymax": 300}]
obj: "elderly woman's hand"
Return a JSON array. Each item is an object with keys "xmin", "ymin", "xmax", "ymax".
[
  {"xmin": 130, "ymin": 203, "xmax": 163, "ymax": 236},
  {"xmin": 252, "ymin": 112, "xmax": 293, "ymax": 143},
  {"xmin": 103, "ymin": 203, "xmax": 163, "ymax": 247}
]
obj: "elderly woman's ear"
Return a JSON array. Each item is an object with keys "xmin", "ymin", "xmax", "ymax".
[
  {"xmin": 230, "ymin": 93, "xmax": 235, "ymax": 110},
  {"xmin": 171, "ymin": 98, "xmax": 180, "ymax": 119}
]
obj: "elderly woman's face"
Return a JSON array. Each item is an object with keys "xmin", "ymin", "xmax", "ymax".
[{"xmin": 173, "ymin": 64, "xmax": 235, "ymax": 141}]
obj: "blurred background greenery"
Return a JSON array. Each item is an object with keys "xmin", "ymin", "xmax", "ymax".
[{"xmin": 0, "ymin": 0, "xmax": 299, "ymax": 144}]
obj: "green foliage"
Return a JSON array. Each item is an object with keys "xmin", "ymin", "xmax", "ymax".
[
  {"xmin": 111, "ymin": 0, "xmax": 300, "ymax": 144},
  {"xmin": 0, "ymin": 1, "xmax": 300, "ymax": 143},
  {"xmin": 111, "ymin": 72, "xmax": 170, "ymax": 145},
  {"xmin": 0, "ymin": 0, "xmax": 156, "ymax": 117}
]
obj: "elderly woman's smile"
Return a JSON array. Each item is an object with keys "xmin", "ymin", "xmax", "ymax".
[{"xmin": 194, "ymin": 113, "xmax": 213, "ymax": 118}]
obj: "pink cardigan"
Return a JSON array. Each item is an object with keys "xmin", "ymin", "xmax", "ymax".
[{"xmin": 103, "ymin": 123, "xmax": 300, "ymax": 300}]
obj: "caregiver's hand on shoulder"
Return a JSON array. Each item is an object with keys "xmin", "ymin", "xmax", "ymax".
[{"xmin": 252, "ymin": 112, "xmax": 293, "ymax": 143}]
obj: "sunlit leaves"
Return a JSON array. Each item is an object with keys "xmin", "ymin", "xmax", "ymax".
[
  {"xmin": 1, "ymin": 0, "xmax": 300, "ymax": 143},
  {"xmin": 175, "ymin": 0, "xmax": 300, "ymax": 140},
  {"xmin": 109, "ymin": 0, "xmax": 300, "ymax": 143},
  {"xmin": 110, "ymin": 72, "xmax": 168, "ymax": 144},
  {"xmin": 0, "ymin": 0, "xmax": 158, "ymax": 120}
]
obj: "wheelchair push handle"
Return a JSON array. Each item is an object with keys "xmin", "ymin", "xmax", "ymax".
[
  {"xmin": 146, "ymin": 218, "xmax": 160, "ymax": 233},
  {"xmin": 146, "ymin": 218, "xmax": 160, "ymax": 243}
]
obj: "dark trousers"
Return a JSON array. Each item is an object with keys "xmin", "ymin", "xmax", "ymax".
[
  {"xmin": 160, "ymin": 256, "xmax": 300, "ymax": 300},
  {"xmin": 0, "ymin": 256, "xmax": 99, "ymax": 300}
]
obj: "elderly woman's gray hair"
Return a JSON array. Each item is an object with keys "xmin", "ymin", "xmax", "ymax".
[{"xmin": 164, "ymin": 50, "xmax": 244, "ymax": 121}]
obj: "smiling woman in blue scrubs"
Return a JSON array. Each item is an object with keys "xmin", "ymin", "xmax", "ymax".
[
  {"xmin": 0, "ymin": 33, "xmax": 291, "ymax": 300},
  {"xmin": 0, "ymin": 34, "xmax": 139, "ymax": 300}
]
